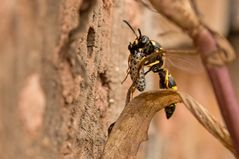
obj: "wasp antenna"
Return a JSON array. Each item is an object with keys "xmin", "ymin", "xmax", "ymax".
[
  {"xmin": 138, "ymin": 29, "xmax": 142, "ymax": 37},
  {"xmin": 123, "ymin": 20, "xmax": 138, "ymax": 38}
]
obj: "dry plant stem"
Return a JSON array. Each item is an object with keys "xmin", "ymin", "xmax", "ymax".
[
  {"xmin": 148, "ymin": 0, "xmax": 239, "ymax": 156},
  {"xmin": 196, "ymin": 30, "xmax": 239, "ymax": 155},
  {"xmin": 180, "ymin": 93, "xmax": 236, "ymax": 155},
  {"xmin": 102, "ymin": 90, "xmax": 235, "ymax": 159}
]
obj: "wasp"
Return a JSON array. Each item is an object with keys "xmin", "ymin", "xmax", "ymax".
[{"xmin": 122, "ymin": 20, "xmax": 178, "ymax": 119}]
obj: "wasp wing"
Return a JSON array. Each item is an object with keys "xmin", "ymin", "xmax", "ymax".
[{"xmin": 164, "ymin": 49, "xmax": 204, "ymax": 74}]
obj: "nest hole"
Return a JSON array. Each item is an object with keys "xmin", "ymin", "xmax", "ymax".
[{"xmin": 87, "ymin": 27, "xmax": 95, "ymax": 57}]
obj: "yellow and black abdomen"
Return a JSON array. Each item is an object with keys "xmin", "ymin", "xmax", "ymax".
[
  {"xmin": 158, "ymin": 69, "xmax": 177, "ymax": 90},
  {"xmin": 158, "ymin": 68, "xmax": 177, "ymax": 119}
]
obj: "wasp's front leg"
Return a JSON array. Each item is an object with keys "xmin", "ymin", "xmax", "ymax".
[
  {"xmin": 136, "ymin": 51, "xmax": 165, "ymax": 79},
  {"xmin": 125, "ymin": 83, "xmax": 136, "ymax": 105}
]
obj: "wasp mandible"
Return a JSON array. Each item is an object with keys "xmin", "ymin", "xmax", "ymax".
[{"xmin": 122, "ymin": 20, "xmax": 178, "ymax": 119}]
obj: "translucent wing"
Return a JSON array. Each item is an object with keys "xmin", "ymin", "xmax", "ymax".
[{"xmin": 164, "ymin": 49, "xmax": 204, "ymax": 74}]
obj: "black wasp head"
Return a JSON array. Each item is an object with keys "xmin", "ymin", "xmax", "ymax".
[
  {"xmin": 135, "ymin": 28, "xmax": 150, "ymax": 47},
  {"xmin": 128, "ymin": 31, "xmax": 150, "ymax": 54},
  {"xmin": 123, "ymin": 20, "xmax": 151, "ymax": 54}
]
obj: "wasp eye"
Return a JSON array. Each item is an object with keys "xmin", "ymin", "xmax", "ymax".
[{"xmin": 141, "ymin": 36, "xmax": 149, "ymax": 44}]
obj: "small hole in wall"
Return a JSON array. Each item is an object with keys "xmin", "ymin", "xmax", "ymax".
[
  {"xmin": 87, "ymin": 27, "xmax": 95, "ymax": 57},
  {"xmin": 99, "ymin": 71, "xmax": 109, "ymax": 87}
]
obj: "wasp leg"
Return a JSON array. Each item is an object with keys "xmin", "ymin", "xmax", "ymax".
[
  {"xmin": 144, "ymin": 64, "xmax": 157, "ymax": 76},
  {"xmin": 125, "ymin": 83, "xmax": 136, "ymax": 105},
  {"xmin": 137, "ymin": 51, "xmax": 164, "ymax": 74},
  {"xmin": 136, "ymin": 51, "xmax": 165, "ymax": 80},
  {"xmin": 121, "ymin": 55, "xmax": 132, "ymax": 84},
  {"xmin": 144, "ymin": 68, "xmax": 151, "ymax": 75},
  {"xmin": 121, "ymin": 68, "xmax": 130, "ymax": 84}
]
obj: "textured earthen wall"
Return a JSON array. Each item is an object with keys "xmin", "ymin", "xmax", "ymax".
[{"xmin": 0, "ymin": 0, "xmax": 131, "ymax": 158}]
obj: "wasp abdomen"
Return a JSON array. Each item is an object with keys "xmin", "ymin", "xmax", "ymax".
[
  {"xmin": 129, "ymin": 52, "xmax": 146, "ymax": 92},
  {"xmin": 157, "ymin": 68, "xmax": 177, "ymax": 119}
]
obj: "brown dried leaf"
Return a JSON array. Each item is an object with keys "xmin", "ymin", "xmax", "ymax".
[
  {"xmin": 102, "ymin": 90, "xmax": 181, "ymax": 159},
  {"xmin": 102, "ymin": 90, "xmax": 236, "ymax": 159}
]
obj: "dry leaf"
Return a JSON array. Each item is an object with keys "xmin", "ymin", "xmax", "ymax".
[{"xmin": 102, "ymin": 90, "xmax": 236, "ymax": 159}]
